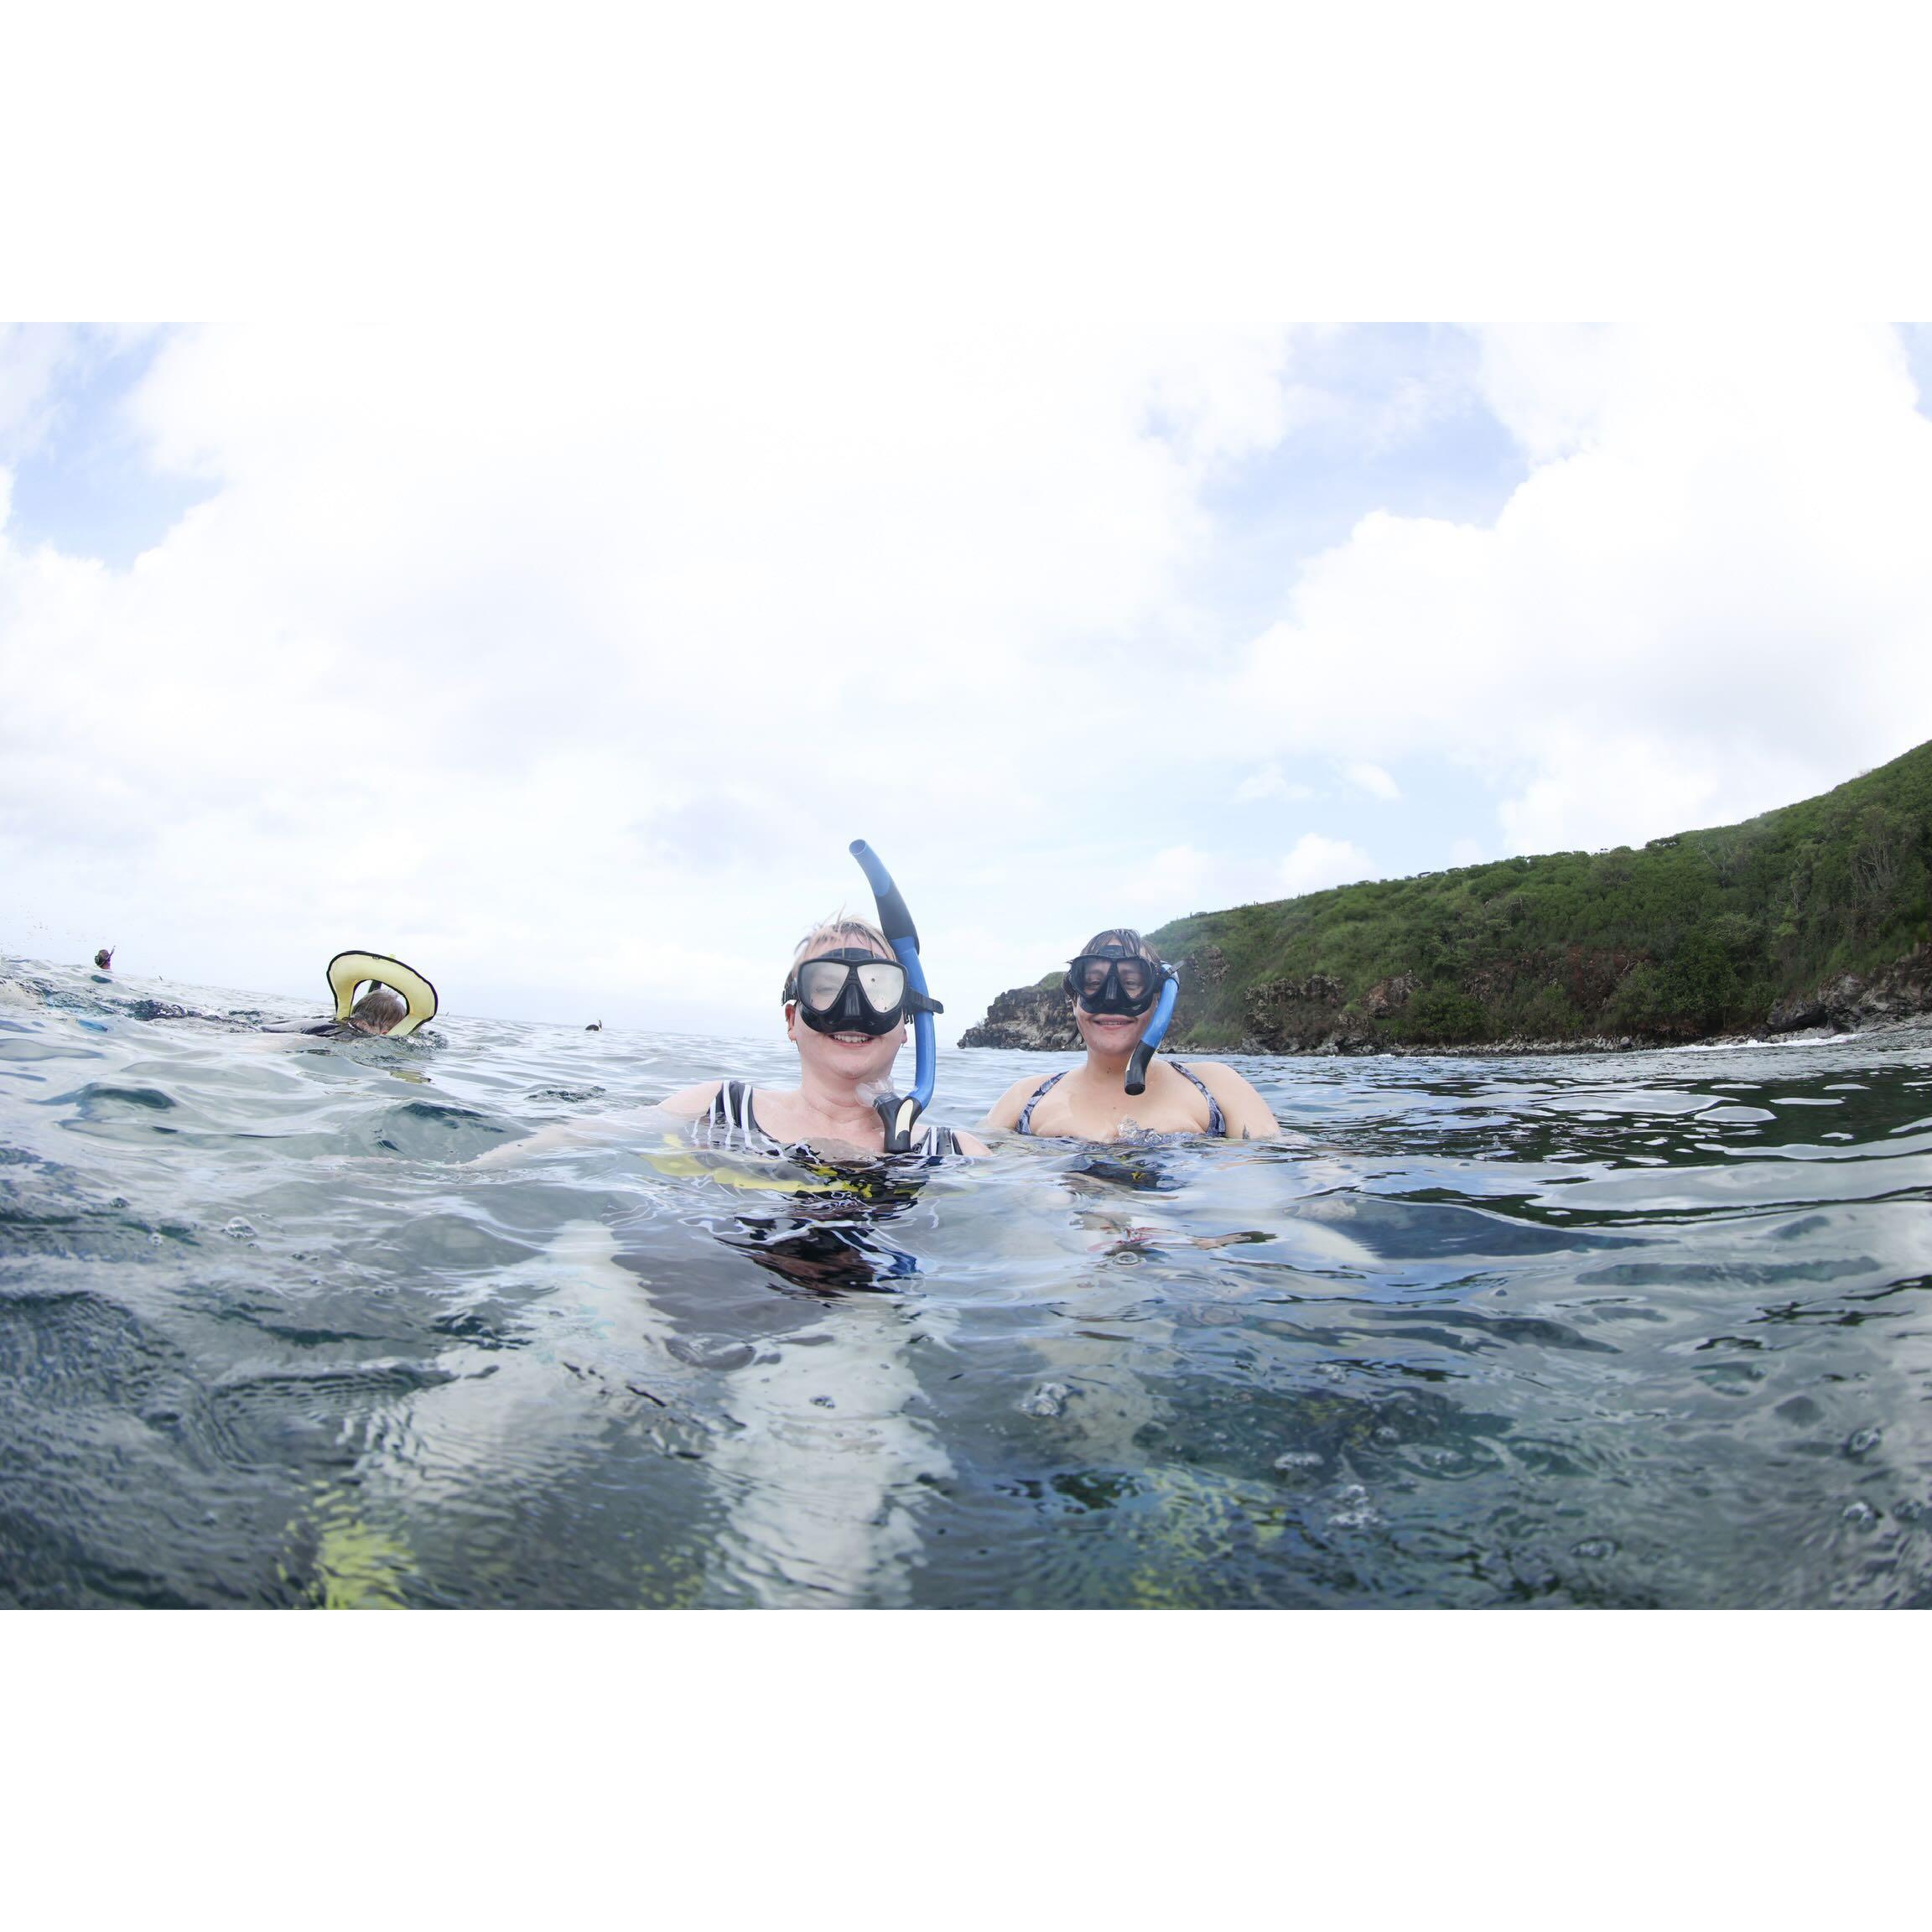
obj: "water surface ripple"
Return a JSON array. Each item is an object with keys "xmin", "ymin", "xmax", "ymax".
[{"xmin": 4, "ymin": 955, "xmax": 1930, "ymax": 1608}]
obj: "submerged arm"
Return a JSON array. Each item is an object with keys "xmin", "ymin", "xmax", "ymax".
[{"xmin": 658, "ymin": 1080, "xmax": 725, "ymax": 1120}]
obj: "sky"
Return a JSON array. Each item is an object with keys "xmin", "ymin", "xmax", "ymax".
[
  {"xmin": 7, "ymin": 317, "xmax": 1932, "ymax": 1041},
  {"xmin": 4, "ymin": 8, "xmax": 1932, "ymax": 1046}
]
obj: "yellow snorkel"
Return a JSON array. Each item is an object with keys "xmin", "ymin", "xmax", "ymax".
[{"xmin": 325, "ymin": 951, "xmax": 439, "ymax": 1037}]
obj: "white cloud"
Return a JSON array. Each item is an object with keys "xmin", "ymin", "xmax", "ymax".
[
  {"xmin": 1472, "ymin": 323, "xmax": 1620, "ymax": 464},
  {"xmin": 0, "ymin": 318, "xmax": 1322, "ymax": 1035},
  {"xmin": 0, "ymin": 324, "xmax": 80, "ymax": 454},
  {"xmin": 1144, "ymin": 845, "xmax": 1215, "ymax": 903},
  {"xmin": 0, "ymin": 325, "xmax": 156, "ymax": 465},
  {"xmin": 1231, "ymin": 322, "xmax": 1932, "ymax": 854},
  {"xmin": 1344, "ymin": 761, "xmax": 1401, "ymax": 801},
  {"xmin": 10, "ymin": 319, "xmax": 1932, "ymax": 1039},
  {"xmin": 1233, "ymin": 763, "xmax": 1316, "ymax": 802},
  {"xmin": 1102, "ymin": 844, "xmax": 1296, "ymax": 926},
  {"xmin": 1279, "ymin": 834, "xmax": 1374, "ymax": 896},
  {"xmin": 1496, "ymin": 730, "xmax": 1726, "ymax": 855},
  {"xmin": 1147, "ymin": 335, "xmax": 1297, "ymax": 470}
]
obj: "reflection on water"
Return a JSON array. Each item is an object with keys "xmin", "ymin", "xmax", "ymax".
[{"xmin": 4, "ymin": 953, "xmax": 1932, "ymax": 1608}]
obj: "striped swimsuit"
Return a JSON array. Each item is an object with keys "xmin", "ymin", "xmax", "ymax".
[
  {"xmin": 700, "ymin": 1080, "xmax": 967, "ymax": 1160},
  {"xmin": 1014, "ymin": 1062, "xmax": 1228, "ymax": 1140}
]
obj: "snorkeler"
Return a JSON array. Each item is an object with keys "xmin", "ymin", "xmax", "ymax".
[
  {"xmin": 661, "ymin": 915, "xmax": 988, "ymax": 1160},
  {"xmin": 981, "ymin": 929, "xmax": 1278, "ymax": 1143},
  {"xmin": 263, "ymin": 951, "xmax": 439, "ymax": 1038},
  {"xmin": 664, "ymin": 840, "xmax": 983, "ymax": 1161}
]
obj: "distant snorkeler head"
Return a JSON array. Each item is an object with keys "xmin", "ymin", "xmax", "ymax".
[
  {"xmin": 1064, "ymin": 929, "xmax": 1166, "ymax": 1016},
  {"xmin": 325, "ymin": 951, "xmax": 438, "ymax": 1036},
  {"xmin": 347, "ymin": 985, "xmax": 408, "ymax": 1034}
]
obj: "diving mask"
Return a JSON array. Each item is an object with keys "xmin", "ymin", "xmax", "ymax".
[
  {"xmin": 786, "ymin": 948, "xmax": 934, "ymax": 1037},
  {"xmin": 1065, "ymin": 948, "xmax": 1168, "ymax": 1017}
]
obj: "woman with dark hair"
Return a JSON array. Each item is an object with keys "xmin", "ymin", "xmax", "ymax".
[{"xmin": 979, "ymin": 928, "xmax": 1277, "ymax": 1143}]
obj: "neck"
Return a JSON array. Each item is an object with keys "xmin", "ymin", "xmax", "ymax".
[
  {"xmin": 794, "ymin": 1057, "xmax": 893, "ymax": 1130},
  {"xmin": 1080, "ymin": 1043, "xmax": 1137, "ymax": 1088}
]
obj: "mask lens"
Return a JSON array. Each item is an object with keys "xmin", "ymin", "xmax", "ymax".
[
  {"xmin": 854, "ymin": 961, "xmax": 906, "ymax": 1010},
  {"xmin": 792, "ymin": 955, "xmax": 907, "ymax": 1021},
  {"xmin": 1114, "ymin": 959, "xmax": 1152, "ymax": 1003},
  {"xmin": 1074, "ymin": 958, "xmax": 1111, "ymax": 998},
  {"xmin": 796, "ymin": 961, "xmax": 850, "ymax": 1011}
]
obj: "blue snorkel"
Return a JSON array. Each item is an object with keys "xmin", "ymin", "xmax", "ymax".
[
  {"xmin": 1124, "ymin": 968, "xmax": 1179, "ymax": 1098},
  {"xmin": 849, "ymin": 839, "xmax": 943, "ymax": 1152}
]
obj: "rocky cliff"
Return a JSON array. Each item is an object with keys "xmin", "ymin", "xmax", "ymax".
[
  {"xmin": 957, "ymin": 982, "xmax": 1080, "ymax": 1051},
  {"xmin": 963, "ymin": 942, "xmax": 1932, "ymax": 1056},
  {"xmin": 958, "ymin": 740, "xmax": 1932, "ymax": 1055},
  {"xmin": 1764, "ymin": 941, "xmax": 1932, "ymax": 1032}
]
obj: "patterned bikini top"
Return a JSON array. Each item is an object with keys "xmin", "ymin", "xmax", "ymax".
[
  {"xmin": 700, "ymin": 1079, "xmax": 967, "ymax": 1160},
  {"xmin": 1014, "ymin": 1062, "xmax": 1228, "ymax": 1140}
]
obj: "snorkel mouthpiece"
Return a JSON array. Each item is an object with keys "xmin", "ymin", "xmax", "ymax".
[
  {"xmin": 849, "ymin": 839, "xmax": 940, "ymax": 1153},
  {"xmin": 1124, "ymin": 969, "xmax": 1179, "ymax": 1098}
]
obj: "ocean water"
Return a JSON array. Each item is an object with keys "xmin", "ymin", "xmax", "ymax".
[{"xmin": 4, "ymin": 953, "xmax": 1931, "ymax": 1610}]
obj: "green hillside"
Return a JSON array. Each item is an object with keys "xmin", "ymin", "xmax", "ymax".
[{"xmin": 969, "ymin": 740, "xmax": 1932, "ymax": 1053}]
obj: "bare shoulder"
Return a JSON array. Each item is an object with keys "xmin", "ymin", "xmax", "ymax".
[
  {"xmin": 1183, "ymin": 1058, "xmax": 1254, "ymax": 1091},
  {"xmin": 953, "ymin": 1127, "xmax": 994, "ymax": 1156},
  {"xmin": 1184, "ymin": 1060, "xmax": 1280, "ymax": 1135},
  {"xmin": 979, "ymin": 1072, "xmax": 1044, "ymax": 1131},
  {"xmin": 659, "ymin": 1079, "xmax": 724, "ymax": 1120}
]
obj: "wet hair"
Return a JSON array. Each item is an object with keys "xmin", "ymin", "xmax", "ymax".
[
  {"xmin": 783, "ymin": 913, "xmax": 895, "ymax": 1001},
  {"xmin": 1076, "ymin": 927, "xmax": 1161, "ymax": 965},
  {"xmin": 349, "ymin": 985, "xmax": 408, "ymax": 1033}
]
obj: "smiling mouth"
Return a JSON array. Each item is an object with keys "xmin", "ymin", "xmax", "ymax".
[{"xmin": 831, "ymin": 1031, "xmax": 876, "ymax": 1044}]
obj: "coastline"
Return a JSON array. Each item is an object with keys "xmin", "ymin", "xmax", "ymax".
[{"xmin": 958, "ymin": 982, "xmax": 1932, "ymax": 1061}]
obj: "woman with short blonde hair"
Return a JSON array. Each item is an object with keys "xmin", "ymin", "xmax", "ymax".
[{"xmin": 662, "ymin": 911, "xmax": 985, "ymax": 1160}]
